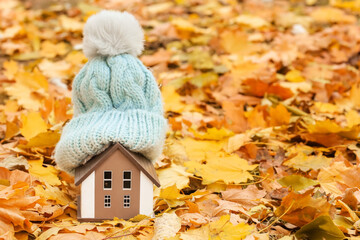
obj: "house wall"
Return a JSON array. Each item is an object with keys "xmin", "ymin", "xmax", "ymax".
[
  {"xmin": 139, "ymin": 171, "xmax": 154, "ymax": 216},
  {"xmin": 94, "ymin": 149, "xmax": 140, "ymax": 219},
  {"xmin": 81, "ymin": 171, "xmax": 95, "ymax": 218}
]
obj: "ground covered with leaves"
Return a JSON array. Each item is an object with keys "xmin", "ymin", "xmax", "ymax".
[{"xmin": 2, "ymin": 0, "xmax": 360, "ymax": 239}]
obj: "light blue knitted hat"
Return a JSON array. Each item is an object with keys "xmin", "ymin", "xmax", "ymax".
[{"xmin": 54, "ymin": 10, "xmax": 167, "ymax": 174}]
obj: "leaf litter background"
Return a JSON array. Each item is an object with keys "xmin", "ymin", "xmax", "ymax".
[{"xmin": 2, "ymin": 0, "xmax": 360, "ymax": 239}]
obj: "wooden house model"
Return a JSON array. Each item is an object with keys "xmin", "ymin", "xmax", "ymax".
[{"xmin": 75, "ymin": 143, "xmax": 160, "ymax": 222}]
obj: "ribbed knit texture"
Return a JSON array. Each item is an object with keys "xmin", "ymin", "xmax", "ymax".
[{"xmin": 54, "ymin": 54, "xmax": 167, "ymax": 174}]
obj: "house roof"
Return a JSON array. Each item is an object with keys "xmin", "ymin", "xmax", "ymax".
[{"xmin": 74, "ymin": 143, "xmax": 160, "ymax": 187}]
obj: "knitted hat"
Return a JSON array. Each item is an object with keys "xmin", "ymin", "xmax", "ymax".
[{"xmin": 54, "ymin": 10, "xmax": 167, "ymax": 174}]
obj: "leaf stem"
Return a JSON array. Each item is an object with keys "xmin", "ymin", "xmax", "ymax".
[{"xmin": 258, "ymin": 200, "xmax": 295, "ymax": 233}]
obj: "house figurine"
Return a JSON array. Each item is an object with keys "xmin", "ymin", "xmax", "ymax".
[{"xmin": 75, "ymin": 143, "xmax": 161, "ymax": 222}]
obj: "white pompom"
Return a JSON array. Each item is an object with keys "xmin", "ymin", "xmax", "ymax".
[{"xmin": 83, "ymin": 10, "xmax": 144, "ymax": 59}]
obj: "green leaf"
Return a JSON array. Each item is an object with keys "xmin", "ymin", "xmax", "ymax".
[
  {"xmin": 277, "ymin": 175, "xmax": 318, "ymax": 191},
  {"xmin": 295, "ymin": 215, "xmax": 345, "ymax": 240}
]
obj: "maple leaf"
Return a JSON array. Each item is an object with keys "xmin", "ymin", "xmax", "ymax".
[
  {"xmin": 157, "ymin": 163, "xmax": 192, "ymax": 189},
  {"xmin": 284, "ymin": 152, "xmax": 332, "ymax": 172},
  {"xmin": 209, "ymin": 215, "xmax": 254, "ymax": 240},
  {"xmin": 20, "ymin": 112, "xmax": 48, "ymax": 140},
  {"xmin": 275, "ymin": 190, "xmax": 334, "ymax": 227},
  {"xmin": 28, "ymin": 159, "xmax": 61, "ymax": 186},
  {"xmin": 184, "ymin": 152, "xmax": 257, "ymax": 185}
]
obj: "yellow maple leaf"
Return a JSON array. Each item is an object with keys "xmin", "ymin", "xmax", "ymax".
[
  {"xmin": 311, "ymin": 7, "xmax": 356, "ymax": 23},
  {"xmin": 307, "ymin": 119, "xmax": 344, "ymax": 134},
  {"xmin": 346, "ymin": 110, "xmax": 360, "ymax": 128},
  {"xmin": 284, "ymin": 152, "xmax": 332, "ymax": 171},
  {"xmin": 185, "ymin": 152, "xmax": 257, "ymax": 185},
  {"xmin": 159, "ymin": 185, "xmax": 188, "ymax": 200},
  {"xmin": 3, "ymin": 60, "xmax": 19, "ymax": 80},
  {"xmin": 59, "ymin": 15, "xmax": 84, "ymax": 32},
  {"xmin": 4, "ymin": 100, "xmax": 18, "ymax": 113},
  {"xmin": 171, "ymin": 18, "xmax": 208, "ymax": 34},
  {"xmin": 180, "ymin": 137, "xmax": 224, "ymax": 162},
  {"xmin": 5, "ymin": 83, "xmax": 43, "ymax": 110},
  {"xmin": 16, "ymin": 68, "xmax": 48, "ymax": 90},
  {"xmin": 312, "ymin": 102, "xmax": 339, "ymax": 114},
  {"xmin": 20, "ymin": 130, "xmax": 60, "ymax": 148},
  {"xmin": 209, "ymin": 215, "xmax": 254, "ymax": 240},
  {"xmin": 220, "ymin": 31, "xmax": 257, "ymax": 56},
  {"xmin": 5, "ymin": 121, "xmax": 19, "ymax": 140},
  {"xmin": 224, "ymin": 132, "xmax": 252, "ymax": 153},
  {"xmin": 159, "ymin": 185, "xmax": 189, "ymax": 208},
  {"xmin": 34, "ymin": 182, "xmax": 71, "ymax": 206},
  {"xmin": 285, "ymin": 69, "xmax": 305, "ymax": 82},
  {"xmin": 5, "ymin": 68, "xmax": 48, "ymax": 110},
  {"xmin": 162, "ymin": 85, "xmax": 188, "ymax": 113},
  {"xmin": 28, "ymin": 159, "xmax": 61, "ymax": 186},
  {"xmin": 38, "ymin": 59, "xmax": 72, "ymax": 79},
  {"xmin": 350, "ymin": 83, "xmax": 360, "ymax": 108},
  {"xmin": 157, "ymin": 164, "xmax": 192, "ymax": 189},
  {"xmin": 65, "ymin": 51, "xmax": 87, "ymax": 65},
  {"xmin": 40, "ymin": 41, "xmax": 69, "ymax": 59},
  {"xmin": 233, "ymin": 14, "xmax": 270, "ymax": 29},
  {"xmin": 20, "ymin": 112, "xmax": 48, "ymax": 140},
  {"xmin": 180, "ymin": 225, "xmax": 210, "ymax": 240},
  {"xmin": 191, "ymin": 127, "xmax": 234, "ymax": 141},
  {"xmin": 1, "ymin": 25, "xmax": 23, "ymax": 39}
]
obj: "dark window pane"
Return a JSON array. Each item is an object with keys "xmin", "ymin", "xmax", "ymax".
[
  {"xmin": 123, "ymin": 180, "xmax": 131, "ymax": 189},
  {"xmin": 123, "ymin": 171, "xmax": 131, "ymax": 179},
  {"xmin": 104, "ymin": 180, "xmax": 112, "ymax": 189},
  {"xmin": 104, "ymin": 171, "xmax": 112, "ymax": 179},
  {"xmin": 104, "ymin": 195, "xmax": 111, "ymax": 208}
]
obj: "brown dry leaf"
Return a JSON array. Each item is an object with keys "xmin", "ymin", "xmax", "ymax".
[
  {"xmin": 153, "ymin": 213, "xmax": 181, "ymax": 240},
  {"xmin": 275, "ymin": 190, "xmax": 333, "ymax": 227},
  {"xmin": 318, "ymin": 160, "xmax": 360, "ymax": 196},
  {"xmin": 222, "ymin": 101, "xmax": 248, "ymax": 133},
  {"xmin": 221, "ymin": 185, "xmax": 266, "ymax": 209}
]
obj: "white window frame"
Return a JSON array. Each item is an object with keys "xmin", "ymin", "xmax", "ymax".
[
  {"xmin": 123, "ymin": 195, "xmax": 130, "ymax": 208},
  {"xmin": 104, "ymin": 195, "xmax": 111, "ymax": 208},
  {"xmin": 103, "ymin": 170, "xmax": 112, "ymax": 190},
  {"xmin": 123, "ymin": 170, "xmax": 132, "ymax": 190}
]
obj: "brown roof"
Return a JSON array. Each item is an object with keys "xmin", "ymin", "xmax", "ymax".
[{"xmin": 74, "ymin": 143, "xmax": 160, "ymax": 187}]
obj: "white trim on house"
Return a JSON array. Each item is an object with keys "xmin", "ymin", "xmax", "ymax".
[
  {"xmin": 81, "ymin": 171, "xmax": 95, "ymax": 218},
  {"xmin": 139, "ymin": 171, "xmax": 154, "ymax": 216}
]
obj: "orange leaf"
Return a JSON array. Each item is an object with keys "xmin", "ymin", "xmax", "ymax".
[
  {"xmin": 243, "ymin": 79, "xmax": 269, "ymax": 97},
  {"xmin": 267, "ymin": 84, "xmax": 293, "ymax": 100},
  {"xmin": 222, "ymin": 101, "xmax": 248, "ymax": 133},
  {"xmin": 275, "ymin": 190, "xmax": 333, "ymax": 227},
  {"xmin": 269, "ymin": 104, "xmax": 291, "ymax": 126}
]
